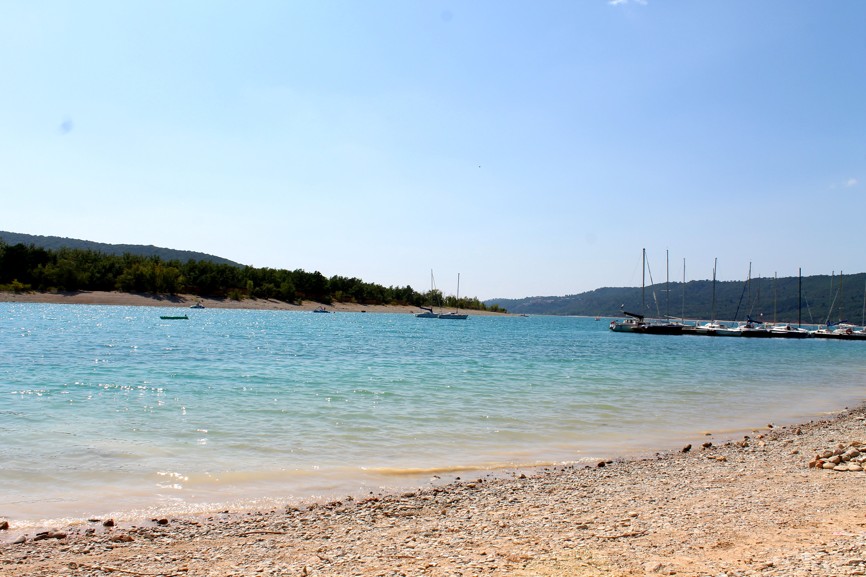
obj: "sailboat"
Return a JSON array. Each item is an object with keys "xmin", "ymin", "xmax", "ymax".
[
  {"xmin": 695, "ymin": 258, "xmax": 728, "ymax": 335},
  {"xmin": 416, "ymin": 270, "xmax": 439, "ymax": 318},
  {"xmin": 769, "ymin": 268, "xmax": 809, "ymax": 338},
  {"xmin": 854, "ymin": 279, "xmax": 866, "ymax": 338},
  {"xmin": 609, "ymin": 249, "xmax": 649, "ymax": 332},
  {"xmin": 609, "ymin": 249, "xmax": 682, "ymax": 334},
  {"xmin": 715, "ymin": 263, "xmax": 769, "ymax": 337},
  {"xmin": 812, "ymin": 271, "xmax": 864, "ymax": 339},
  {"xmin": 642, "ymin": 250, "xmax": 684, "ymax": 334},
  {"xmin": 439, "ymin": 273, "xmax": 468, "ymax": 320}
]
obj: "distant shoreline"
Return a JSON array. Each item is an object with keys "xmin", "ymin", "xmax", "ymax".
[{"xmin": 0, "ymin": 290, "xmax": 507, "ymax": 316}]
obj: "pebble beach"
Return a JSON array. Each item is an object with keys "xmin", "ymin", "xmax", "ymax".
[{"xmin": 3, "ymin": 404, "xmax": 866, "ymax": 576}]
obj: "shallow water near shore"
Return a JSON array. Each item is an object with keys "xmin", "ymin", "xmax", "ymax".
[{"xmin": 2, "ymin": 303, "xmax": 865, "ymax": 527}]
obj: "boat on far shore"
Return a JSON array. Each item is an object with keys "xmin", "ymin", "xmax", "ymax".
[{"xmin": 160, "ymin": 314, "xmax": 189, "ymax": 320}]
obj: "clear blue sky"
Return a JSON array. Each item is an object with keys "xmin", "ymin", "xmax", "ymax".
[{"xmin": 2, "ymin": 1, "xmax": 864, "ymax": 299}]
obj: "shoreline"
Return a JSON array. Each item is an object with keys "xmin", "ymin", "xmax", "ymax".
[
  {"xmin": 3, "ymin": 406, "xmax": 866, "ymax": 575},
  {"xmin": 0, "ymin": 290, "xmax": 507, "ymax": 315}
]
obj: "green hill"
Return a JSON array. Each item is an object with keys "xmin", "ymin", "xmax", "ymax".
[
  {"xmin": 0, "ymin": 231, "xmax": 240, "ymax": 267},
  {"xmin": 487, "ymin": 273, "xmax": 866, "ymax": 325}
]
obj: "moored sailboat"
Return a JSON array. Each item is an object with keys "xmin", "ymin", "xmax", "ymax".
[
  {"xmin": 416, "ymin": 270, "xmax": 439, "ymax": 318},
  {"xmin": 439, "ymin": 273, "xmax": 468, "ymax": 320}
]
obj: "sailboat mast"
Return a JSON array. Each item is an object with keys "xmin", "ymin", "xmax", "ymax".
[
  {"xmin": 682, "ymin": 258, "xmax": 686, "ymax": 323},
  {"xmin": 456, "ymin": 273, "xmax": 460, "ymax": 313},
  {"xmin": 711, "ymin": 258, "xmax": 717, "ymax": 323},
  {"xmin": 798, "ymin": 268, "xmax": 802, "ymax": 328},
  {"xmin": 665, "ymin": 250, "xmax": 670, "ymax": 320},
  {"xmin": 862, "ymin": 279, "xmax": 866, "ymax": 327},
  {"xmin": 641, "ymin": 248, "xmax": 646, "ymax": 314},
  {"xmin": 840, "ymin": 270, "xmax": 844, "ymax": 323},
  {"xmin": 826, "ymin": 271, "xmax": 835, "ymax": 325},
  {"xmin": 773, "ymin": 272, "xmax": 778, "ymax": 324}
]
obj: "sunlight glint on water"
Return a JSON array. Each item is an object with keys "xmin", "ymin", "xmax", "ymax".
[{"xmin": 1, "ymin": 303, "xmax": 864, "ymax": 525}]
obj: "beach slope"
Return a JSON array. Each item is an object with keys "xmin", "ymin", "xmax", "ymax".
[{"xmin": 3, "ymin": 407, "xmax": 866, "ymax": 576}]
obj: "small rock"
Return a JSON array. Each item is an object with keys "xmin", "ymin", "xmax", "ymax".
[
  {"xmin": 111, "ymin": 534, "xmax": 135, "ymax": 542},
  {"xmin": 681, "ymin": 444, "xmax": 692, "ymax": 453},
  {"xmin": 702, "ymin": 442, "xmax": 713, "ymax": 449},
  {"xmin": 13, "ymin": 536, "xmax": 26, "ymax": 544},
  {"xmin": 0, "ymin": 520, "xmax": 8, "ymax": 530},
  {"xmin": 103, "ymin": 519, "xmax": 115, "ymax": 527},
  {"xmin": 33, "ymin": 531, "xmax": 66, "ymax": 541},
  {"xmin": 156, "ymin": 518, "xmax": 169, "ymax": 525}
]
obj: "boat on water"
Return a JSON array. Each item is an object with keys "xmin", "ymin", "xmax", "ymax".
[
  {"xmin": 440, "ymin": 312, "xmax": 469, "ymax": 320},
  {"xmin": 694, "ymin": 258, "xmax": 726, "ymax": 335},
  {"xmin": 810, "ymin": 272, "xmax": 866, "ymax": 339},
  {"xmin": 767, "ymin": 323, "xmax": 810, "ymax": 338},
  {"xmin": 609, "ymin": 250, "xmax": 683, "ymax": 335},
  {"xmin": 609, "ymin": 312, "xmax": 683, "ymax": 334},
  {"xmin": 439, "ymin": 273, "xmax": 468, "ymax": 320},
  {"xmin": 694, "ymin": 321, "xmax": 729, "ymax": 336},
  {"xmin": 642, "ymin": 320, "xmax": 684, "ymax": 335},
  {"xmin": 811, "ymin": 322, "xmax": 866, "ymax": 340},
  {"xmin": 416, "ymin": 270, "xmax": 439, "ymax": 318},
  {"xmin": 312, "ymin": 306, "xmax": 331, "ymax": 313},
  {"xmin": 190, "ymin": 302, "xmax": 205, "ymax": 309},
  {"xmin": 609, "ymin": 311, "xmax": 646, "ymax": 332},
  {"xmin": 160, "ymin": 314, "xmax": 189, "ymax": 320},
  {"xmin": 767, "ymin": 268, "xmax": 809, "ymax": 338},
  {"xmin": 732, "ymin": 318, "xmax": 772, "ymax": 338}
]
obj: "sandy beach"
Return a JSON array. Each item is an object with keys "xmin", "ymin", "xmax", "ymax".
[
  {"xmin": 0, "ymin": 290, "xmax": 505, "ymax": 315},
  {"xmin": 2, "ymin": 403, "xmax": 865, "ymax": 576}
]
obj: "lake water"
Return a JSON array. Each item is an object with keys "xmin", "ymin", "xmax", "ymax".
[{"xmin": 2, "ymin": 303, "xmax": 865, "ymax": 527}]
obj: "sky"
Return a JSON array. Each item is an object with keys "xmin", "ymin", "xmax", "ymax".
[{"xmin": 2, "ymin": 1, "xmax": 864, "ymax": 300}]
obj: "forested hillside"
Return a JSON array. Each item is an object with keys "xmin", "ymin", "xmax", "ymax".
[
  {"xmin": 0, "ymin": 231, "xmax": 239, "ymax": 266},
  {"xmin": 0, "ymin": 238, "xmax": 501, "ymax": 312},
  {"xmin": 487, "ymin": 273, "xmax": 866, "ymax": 324}
]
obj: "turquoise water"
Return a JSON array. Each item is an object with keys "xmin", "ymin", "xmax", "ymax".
[{"xmin": 2, "ymin": 303, "xmax": 865, "ymax": 526}]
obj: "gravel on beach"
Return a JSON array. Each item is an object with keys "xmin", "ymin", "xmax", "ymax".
[{"xmin": 3, "ymin": 406, "xmax": 866, "ymax": 577}]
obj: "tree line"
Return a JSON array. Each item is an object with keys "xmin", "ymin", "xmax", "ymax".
[{"xmin": 0, "ymin": 242, "xmax": 505, "ymax": 312}]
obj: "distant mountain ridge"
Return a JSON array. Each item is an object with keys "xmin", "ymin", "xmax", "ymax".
[
  {"xmin": 487, "ymin": 273, "xmax": 866, "ymax": 324},
  {"xmin": 0, "ymin": 231, "xmax": 241, "ymax": 267}
]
